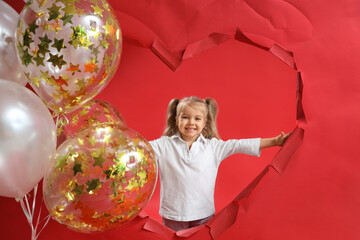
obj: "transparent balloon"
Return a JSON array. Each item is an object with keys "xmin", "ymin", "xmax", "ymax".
[
  {"xmin": 15, "ymin": 0, "xmax": 122, "ymax": 115},
  {"xmin": 0, "ymin": 1, "xmax": 28, "ymax": 86},
  {"xmin": 56, "ymin": 99, "xmax": 126, "ymax": 146},
  {"xmin": 43, "ymin": 124, "xmax": 158, "ymax": 232},
  {"xmin": 0, "ymin": 79, "xmax": 56, "ymax": 198}
]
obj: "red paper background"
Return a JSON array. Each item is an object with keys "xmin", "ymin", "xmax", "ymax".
[{"xmin": 1, "ymin": 0, "xmax": 359, "ymax": 239}]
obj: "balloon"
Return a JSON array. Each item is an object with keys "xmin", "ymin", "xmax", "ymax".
[
  {"xmin": 15, "ymin": 0, "xmax": 122, "ymax": 114},
  {"xmin": 57, "ymin": 99, "xmax": 126, "ymax": 146},
  {"xmin": 43, "ymin": 124, "xmax": 157, "ymax": 232},
  {"xmin": 0, "ymin": 1, "xmax": 28, "ymax": 86},
  {"xmin": 0, "ymin": 79, "xmax": 56, "ymax": 198}
]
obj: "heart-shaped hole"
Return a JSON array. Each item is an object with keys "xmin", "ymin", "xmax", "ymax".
[{"xmin": 98, "ymin": 37, "xmax": 297, "ymax": 225}]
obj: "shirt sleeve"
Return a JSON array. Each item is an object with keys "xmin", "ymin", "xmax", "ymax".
[
  {"xmin": 210, "ymin": 138, "xmax": 261, "ymax": 162},
  {"xmin": 149, "ymin": 138, "xmax": 162, "ymax": 164}
]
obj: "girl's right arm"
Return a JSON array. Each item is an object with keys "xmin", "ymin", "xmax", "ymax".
[{"xmin": 260, "ymin": 132, "xmax": 290, "ymax": 149}]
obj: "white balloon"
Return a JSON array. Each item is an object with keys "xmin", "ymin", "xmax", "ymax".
[
  {"xmin": 0, "ymin": 79, "xmax": 56, "ymax": 198},
  {"xmin": 0, "ymin": 1, "xmax": 28, "ymax": 86}
]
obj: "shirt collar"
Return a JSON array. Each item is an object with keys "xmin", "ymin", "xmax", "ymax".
[{"xmin": 171, "ymin": 132, "xmax": 207, "ymax": 143}]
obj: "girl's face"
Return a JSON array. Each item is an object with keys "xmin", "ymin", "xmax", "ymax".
[{"xmin": 176, "ymin": 105, "xmax": 207, "ymax": 143}]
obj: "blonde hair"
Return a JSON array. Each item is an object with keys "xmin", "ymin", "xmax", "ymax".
[{"xmin": 162, "ymin": 96, "xmax": 220, "ymax": 139}]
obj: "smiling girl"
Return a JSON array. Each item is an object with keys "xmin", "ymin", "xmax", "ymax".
[{"xmin": 149, "ymin": 96, "xmax": 289, "ymax": 231}]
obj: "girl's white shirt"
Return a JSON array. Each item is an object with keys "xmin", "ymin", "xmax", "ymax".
[{"xmin": 150, "ymin": 133, "xmax": 261, "ymax": 221}]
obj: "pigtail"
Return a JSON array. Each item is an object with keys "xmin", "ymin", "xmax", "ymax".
[
  {"xmin": 203, "ymin": 97, "xmax": 220, "ymax": 139},
  {"xmin": 162, "ymin": 98, "xmax": 180, "ymax": 137}
]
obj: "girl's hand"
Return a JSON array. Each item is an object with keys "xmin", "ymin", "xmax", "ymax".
[
  {"xmin": 260, "ymin": 132, "xmax": 291, "ymax": 149},
  {"xmin": 275, "ymin": 132, "xmax": 291, "ymax": 146}
]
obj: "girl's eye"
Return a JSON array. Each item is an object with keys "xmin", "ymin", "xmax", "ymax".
[
  {"xmin": 182, "ymin": 116, "xmax": 188, "ymax": 119},
  {"xmin": 195, "ymin": 118, "xmax": 201, "ymax": 121}
]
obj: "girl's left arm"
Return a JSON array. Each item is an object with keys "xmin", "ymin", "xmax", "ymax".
[{"xmin": 260, "ymin": 132, "xmax": 291, "ymax": 149}]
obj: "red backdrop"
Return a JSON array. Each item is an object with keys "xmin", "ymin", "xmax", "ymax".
[{"xmin": 1, "ymin": 0, "xmax": 359, "ymax": 239}]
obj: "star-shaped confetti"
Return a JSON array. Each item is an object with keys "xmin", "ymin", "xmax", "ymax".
[
  {"xmin": 99, "ymin": 38, "xmax": 109, "ymax": 49},
  {"xmin": 37, "ymin": 44, "xmax": 50, "ymax": 56},
  {"xmin": 48, "ymin": 53, "xmax": 67, "ymax": 69},
  {"xmin": 90, "ymin": 45, "xmax": 101, "ymax": 58},
  {"xmin": 103, "ymin": 134, "xmax": 111, "ymax": 144},
  {"xmin": 69, "ymin": 25, "xmax": 92, "ymax": 49},
  {"xmin": 103, "ymin": 166, "xmax": 119, "ymax": 180},
  {"xmin": 55, "ymin": 153, "xmax": 69, "ymax": 170},
  {"xmin": 51, "ymin": 38, "xmax": 66, "ymax": 52},
  {"xmin": 85, "ymin": 178, "xmax": 102, "ymax": 192},
  {"xmin": 88, "ymin": 136, "xmax": 96, "ymax": 146},
  {"xmin": 48, "ymin": 3, "xmax": 62, "ymax": 21},
  {"xmin": 72, "ymin": 162, "xmax": 83, "ymax": 176},
  {"xmin": 30, "ymin": 76, "xmax": 40, "ymax": 87},
  {"xmin": 72, "ymin": 183, "xmax": 85, "ymax": 195},
  {"xmin": 93, "ymin": 153, "xmax": 107, "ymax": 168},
  {"xmin": 61, "ymin": 1, "xmax": 76, "ymax": 16},
  {"xmin": 66, "ymin": 63, "xmax": 80, "ymax": 75},
  {"xmin": 91, "ymin": 4, "xmax": 104, "ymax": 17},
  {"xmin": 125, "ymin": 178, "xmax": 139, "ymax": 191},
  {"xmin": 76, "ymin": 78, "xmax": 86, "ymax": 88},
  {"xmin": 33, "ymin": 54, "xmax": 45, "ymax": 67},
  {"xmin": 48, "ymin": 20, "xmax": 62, "ymax": 33},
  {"xmin": 36, "ymin": 0, "xmax": 48, "ymax": 7},
  {"xmin": 79, "ymin": 107, "xmax": 89, "ymax": 116},
  {"xmin": 28, "ymin": 20, "xmax": 39, "ymax": 34},
  {"xmin": 40, "ymin": 70, "xmax": 51, "ymax": 80},
  {"xmin": 39, "ymin": 34, "xmax": 52, "ymax": 48},
  {"xmin": 23, "ymin": 30, "xmax": 33, "ymax": 48},
  {"xmin": 22, "ymin": 49, "xmax": 33, "ymax": 66},
  {"xmin": 84, "ymin": 60, "xmax": 98, "ymax": 73},
  {"xmin": 102, "ymin": 21, "xmax": 116, "ymax": 36},
  {"xmin": 61, "ymin": 13, "xmax": 73, "ymax": 26}
]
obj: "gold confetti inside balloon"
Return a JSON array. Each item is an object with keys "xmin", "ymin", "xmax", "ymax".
[
  {"xmin": 43, "ymin": 124, "xmax": 157, "ymax": 232},
  {"xmin": 15, "ymin": 0, "xmax": 122, "ymax": 115},
  {"xmin": 57, "ymin": 99, "xmax": 126, "ymax": 146}
]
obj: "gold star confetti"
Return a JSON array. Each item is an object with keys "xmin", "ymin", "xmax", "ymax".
[
  {"xmin": 40, "ymin": 70, "xmax": 51, "ymax": 81},
  {"xmin": 76, "ymin": 78, "xmax": 86, "ymax": 88},
  {"xmin": 22, "ymin": 29, "xmax": 33, "ymax": 47},
  {"xmin": 79, "ymin": 107, "xmax": 89, "ymax": 116},
  {"xmin": 99, "ymin": 38, "xmax": 109, "ymax": 49},
  {"xmin": 33, "ymin": 53, "xmax": 45, "ymax": 67},
  {"xmin": 102, "ymin": 21, "xmax": 116, "ymax": 36},
  {"xmin": 93, "ymin": 153, "xmax": 107, "ymax": 168},
  {"xmin": 72, "ymin": 183, "xmax": 85, "ymax": 195},
  {"xmin": 55, "ymin": 153, "xmax": 69, "ymax": 170},
  {"xmin": 85, "ymin": 178, "xmax": 102, "ymax": 192},
  {"xmin": 91, "ymin": 4, "xmax": 104, "ymax": 17},
  {"xmin": 125, "ymin": 178, "xmax": 139, "ymax": 191},
  {"xmin": 28, "ymin": 20, "xmax": 39, "ymax": 34},
  {"xmin": 88, "ymin": 136, "xmax": 96, "ymax": 146},
  {"xmin": 47, "ymin": 53, "xmax": 67, "ymax": 69},
  {"xmin": 69, "ymin": 25, "xmax": 92, "ymax": 49},
  {"xmin": 61, "ymin": 13, "xmax": 73, "ymax": 26},
  {"xmin": 30, "ymin": 76, "xmax": 41, "ymax": 87},
  {"xmin": 73, "ymin": 162, "xmax": 83, "ymax": 176},
  {"xmin": 48, "ymin": 3, "xmax": 62, "ymax": 21},
  {"xmin": 36, "ymin": 0, "xmax": 48, "ymax": 7},
  {"xmin": 51, "ymin": 38, "xmax": 66, "ymax": 52},
  {"xmin": 90, "ymin": 45, "xmax": 100, "ymax": 58},
  {"xmin": 22, "ymin": 49, "xmax": 33, "ymax": 66},
  {"xmin": 48, "ymin": 20, "xmax": 62, "ymax": 33},
  {"xmin": 39, "ymin": 34, "xmax": 52, "ymax": 48}
]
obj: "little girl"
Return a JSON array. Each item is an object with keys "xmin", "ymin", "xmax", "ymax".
[{"xmin": 149, "ymin": 96, "xmax": 289, "ymax": 231}]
